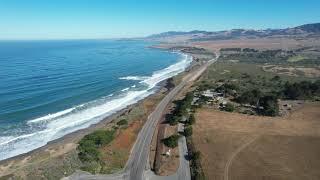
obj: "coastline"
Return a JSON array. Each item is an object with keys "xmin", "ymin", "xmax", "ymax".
[{"xmin": 0, "ymin": 50, "xmax": 196, "ymax": 177}]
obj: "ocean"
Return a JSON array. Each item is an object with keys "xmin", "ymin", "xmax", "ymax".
[{"xmin": 0, "ymin": 39, "xmax": 192, "ymax": 161}]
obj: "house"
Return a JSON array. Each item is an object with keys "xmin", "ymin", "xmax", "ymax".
[{"xmin": 202, "ymin": 90, "xmax": 214, "ymax": 98}]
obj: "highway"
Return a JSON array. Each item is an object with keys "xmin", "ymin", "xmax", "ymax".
[
  {"xmin": 65, "ymin": 55, "xmax": 218, "ymax": 180},
  {"xmin": 126, "ymin": 57, "xmax": 216, "ymax": 180}
]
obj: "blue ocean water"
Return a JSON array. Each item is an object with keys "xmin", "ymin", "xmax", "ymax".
[{"xmin": 0, "ymin": 40, "xmax": 192, "ymax": 160}]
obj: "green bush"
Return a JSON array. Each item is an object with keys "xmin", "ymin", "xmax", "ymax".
[
  {"xmin": 283, "ymin": 80, "xmax": 320, "ymax": 100},
  {"xmin": 116, "ymin": 119, "xmax": 128, "ymax": 126},
  {"xmin": 223, "ymin": 103, "xmax": 235, "ymax": 112},
  {"xmin": 166, "ymin": 114, "xmax": 181, "ymax": 125},
  {"xmin": 166, "ymin": 92, "xmax": 194, "ymax": 126},
  {"xmin": 186, "ymin": 114, "xmax": 195, "ymax": 125},
  {"xmin": 77, "ymin": 129, "xmax": 115, "ymax": 173},
  {"xmin": 184, "ymin": 126, "xmax": 193, "ymax": 137},
  {"xmin": 161, "ymin": 134, "xmax": 180, "ymax": 148},
  {"xmin": 216, "ymin": 83, "xmax": 238, "ymax": 96},
  {"xmin": 236, "ymin": 89, "xmax": 262, "ymax": 105},
  {"xmin": 190, "ymin": 151, "xmax": 201, "ymax": 161},
  {"xmin": 257, "ymin": 95, "xmax": 279, "ymax": 116}
]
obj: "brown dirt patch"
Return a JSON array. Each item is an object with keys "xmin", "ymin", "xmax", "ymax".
[
  {"xmin": 113, "ymin": 121, "xmax": 143, "ymax": 150},
  {"xmin": 100, "ymin": 121, "xmax": 144, "ymax": 173},
  {"xmin": 99, "ymin": 91, "xmax": 166, "ymax": 174},
  {"xmin": 157, "ymin": 125, "xmax": 179, "ymax": 176},
  {"xmin": 193, "ymin": 102, "xmax": 320, "ymax": 180}
]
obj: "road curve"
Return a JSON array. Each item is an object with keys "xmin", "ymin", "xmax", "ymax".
[{"xmin": 65, "ymin": 55, "xmax": 218, "ymax": 180}]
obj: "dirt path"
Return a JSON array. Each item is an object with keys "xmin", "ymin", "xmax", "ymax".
[{"xmin": 224, "ymin": 135, "xmax": 260, "ymax": 180}]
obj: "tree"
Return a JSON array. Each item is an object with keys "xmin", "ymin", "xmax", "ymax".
[
  {"xmin": 186, "ymin": 114, "xmax": 195, "ymax": 125},
  {"xmin": 161, "ymin": 134, "xmax": 180, "ymax": 148},
  {"xmin": 236, "ymin": 89, "xmax": 262, "ymax": 105},
  {"xmin": 166, "ymin": 113, "xmax": 180, "ymax": 125},
  {"xmin": 283, "ymin": 81, "xmax": 320, "ymax": 100},
  {"xmin": 184, "ymin": 126, "xmax": 193, "ymax": 137},
  {"xmin": 258, "ymin": 95, "xmax": 279, "ymax": 116}
]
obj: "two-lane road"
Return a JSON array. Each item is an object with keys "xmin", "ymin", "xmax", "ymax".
[{"xmin": 126, "ymin": 57, "xmax": 217, "ymax": 180}]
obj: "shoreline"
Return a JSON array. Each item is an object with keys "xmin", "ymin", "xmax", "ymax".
[{"xmin": 0, "ymin": 50, "xmax": 196, "ymax": 176}]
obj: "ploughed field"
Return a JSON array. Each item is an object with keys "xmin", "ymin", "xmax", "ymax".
[{"xmin": 193, "ymin": 103, "xmax": 320, "ymax": 180}]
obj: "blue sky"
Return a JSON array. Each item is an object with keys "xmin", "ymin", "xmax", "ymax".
[{"xmin": 0, "ymin": 0, "xmax": 319, "ymax": 40}]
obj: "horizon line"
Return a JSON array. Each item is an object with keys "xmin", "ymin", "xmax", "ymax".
[{"xmin": 1, "ymin": 22, "xmax": 318, "ymax": 41}]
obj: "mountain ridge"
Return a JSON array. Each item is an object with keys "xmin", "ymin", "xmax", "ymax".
[{"xmin": 147, "ymin": 23, "xmax": 320, "ymax": 41}]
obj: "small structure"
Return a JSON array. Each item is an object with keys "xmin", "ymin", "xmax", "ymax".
[
  {"xmin": 202, "ymin": 90, "xmax": 214, "ymax": 98},
  {"xmin": 166, "ymin": 149, "xmax": 171, "ymax": 156}
]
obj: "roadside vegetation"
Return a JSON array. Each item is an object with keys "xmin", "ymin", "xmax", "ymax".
[
  {"xmin": 161, "ymin": 134, "xmax": 180, "ymax": 148},
  {"xmin": 158, "ymin": 83, "xmax": 206, "ymax": 179},
  {"xmin": 78, "ymin": 130, "xmax": 115, "ymax": 173},
  {"xmin": 116, "ymin": 119, "xmax": 128, "ymax": 126},
  {"xmin": 165, "ymin": 92, "xmax": 193, "ymax": 125}
]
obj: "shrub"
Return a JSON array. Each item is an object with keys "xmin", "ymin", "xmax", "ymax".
[
  {"xmin": 271, "ymin": 75, "xmax": 281, "ymax": 81},
  {"xmin": 77, "ymin": 129, "xmax": 115, "ymax": 173},
  {"xmin": 117, "ymin": 119, "xmax": 128, "ymax": 126},
  {"xmin": 161, "ymin": 134, "xmax": 180, "ymax": 148},
  {"xmin": 216, "ymin": 83, "xmax": 238, "ymax": 97},
  {"xmin": 80, "ymin": 130, "xmax": 115, "ymax": 147},
  {"xmin": 223, "ymin": 103, "xmax": 235, "ymax": 112},
  {"xmin": 184, "ymin": 126, "xmax": 193, "ymax": 137},
  {"xmin": 236, "ymin": 89, "xmax": 262, "ymax": 105},
  {"xmin": 166, "ymin": 114, "xmax": 180, "ymax": 125},
  {"xmin": 186, "ymin": 114, "xmax": 195, "ymax": 125},
  {"xmin": 257, "ymin": 95, "xmax": 279, "ymax": 116},
  {"xmin": 190, "ymin": 151, "xmax": 201, "ymax": 161},
  {"xmin": 283, "ymin": 81, "xmax": 320, "ymax": 100}
]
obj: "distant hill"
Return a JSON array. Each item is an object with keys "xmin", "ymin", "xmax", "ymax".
[
  {"xmin": 147, "ymin": 23, "xmax": 320, "ymax": 41},
  {"xmin": 148, "ymin": 30, "xmax": 210, "ymax": 38},
  {"xmin": 295, "ymin": 23, "xmax": 320, "ymax": 33}
]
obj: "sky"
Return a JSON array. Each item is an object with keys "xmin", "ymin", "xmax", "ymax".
[{"xmin": 0, "ymin": 0, "xmax": 319, "ymax": 40}]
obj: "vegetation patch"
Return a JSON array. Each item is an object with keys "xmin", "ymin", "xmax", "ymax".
[
  {"xmin": 161, "ymin": 134, "xmax": 180, "ymax": 148},
  {"xmin": 166, "ymin": 92, "xmax": 193, "ymax": 125},
  {"xmin": 287, "ymin": 55, "xmax": 307, "ymax": 62},
  {"xmin": 184, "ymin": 126, "xmax": 193, "ymax": 137},
  {"xmin": 194, "ymin": 60, "xmax": 320, "ymax": 117},
  {"xmin": 116, "ymin": 119, "xmax": 128, "ymax": 126},
  {"xmin": 77, "ymin": 129, "xmax": 115, "ymax": 173}
]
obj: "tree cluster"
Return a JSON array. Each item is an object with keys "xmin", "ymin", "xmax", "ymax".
[
  {"xmin": 166, "ymin": 92, "xmax": 193, "ymax": 125},
  {"xmin": 283, "ymin": 80, "xmax": 320, "ymax": 100}
]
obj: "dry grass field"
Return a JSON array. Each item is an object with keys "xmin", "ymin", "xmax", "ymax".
[{"xmin": 193, "ymin": 102, "xmax": 320, "ymax": 180}]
